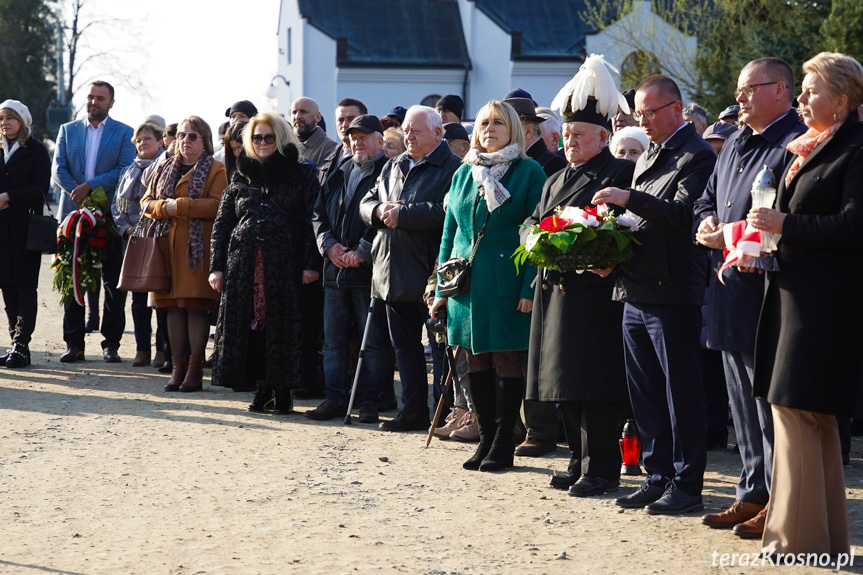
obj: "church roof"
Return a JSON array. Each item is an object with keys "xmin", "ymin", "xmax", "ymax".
[{"xmin": 297, "ymin": 0, "xmax": 471, "ymax": 68}]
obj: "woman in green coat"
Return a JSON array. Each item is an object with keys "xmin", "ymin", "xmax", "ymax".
[{"xmin": 430, "ymin": 100, "xmax": 545, "ymax": 472}]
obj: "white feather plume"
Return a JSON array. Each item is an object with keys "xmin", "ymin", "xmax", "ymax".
[{"xmin": 550, "ymin": 54, "xmax": 630, "ymax": 120}]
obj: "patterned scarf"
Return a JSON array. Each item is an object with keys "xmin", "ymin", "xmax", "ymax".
[
  {"xmin": 154, "ymin": 152, "xmax": 214, "ymax": 271},
  {"xmin": 784, "ymin": 122, "xmax": 841, "ymax": 188},
  {"xmin": 464, "ymin": 143, "xmax": 520, "ymax": 212}
]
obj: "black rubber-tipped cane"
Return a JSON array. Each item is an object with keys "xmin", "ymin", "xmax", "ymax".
[
  {"xmin": 425, "ymin": 345, "xmax": 463, "ymax": 447},
  {"xmin": 345, "ymin": 298, "xmax": 377, "ymax": 425}
]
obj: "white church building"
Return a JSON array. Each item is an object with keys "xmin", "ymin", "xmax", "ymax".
[{"xmin": 271, "ymin": 0, "xmax": 698, "ymax": 133}]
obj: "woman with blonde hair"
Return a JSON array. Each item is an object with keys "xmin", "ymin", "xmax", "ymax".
[
  {"xmin": 142, "ymin": 115, "xmax": 227, "ymax": 392},
  {"xmin": 748, "ymin": 52, "xmax": 863, "ymax": 557},
  {"xmin": 429, "ymin": 100, "xmax": 545, "ymax": 471},
  {"xmin": 210, "ymin": 113, "xmax": 321, "ymax": 413}
]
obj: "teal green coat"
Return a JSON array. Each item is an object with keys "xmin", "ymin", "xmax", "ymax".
[{"xmin": 437, "ymin": 157, "xmax": 545, "ymax": 353}]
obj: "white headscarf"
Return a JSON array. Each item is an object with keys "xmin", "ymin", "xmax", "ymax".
[{"xmin": 0, "ymin": 99, "xmax": 32, "ymax": 160}]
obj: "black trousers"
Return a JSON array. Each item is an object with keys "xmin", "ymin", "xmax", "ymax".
[
  {"xmin": 131, "ymin": 291, "xmax": 154, "ymax": 351},
  {"xmin": 559, "ymin": 400, "xmax": 622, "ymax": 480},
  {"xmin": 2, "ymin": 285, "xmax": 38, "ymax": 346},
  {"xmin": 63, "ymin": 235, "xmax": 126, "ymax": 350}
]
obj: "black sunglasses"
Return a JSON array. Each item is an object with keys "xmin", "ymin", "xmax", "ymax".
[
  {"xmin": 177, "ymin": 132, "xmax": 198, "ymax": 142},
  {"xmin": 251, "ymin": 134, "xmax": 276, "ymax": 145}
]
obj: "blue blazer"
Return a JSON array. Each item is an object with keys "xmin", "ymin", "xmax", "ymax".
[{"xmin": 52, "ymin": 116, "xmax": 136, "ymax": 218}]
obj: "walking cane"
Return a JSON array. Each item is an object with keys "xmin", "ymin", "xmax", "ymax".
[
  {"xmin": 425, "ymin": 345, "xmax": 463, "ymax": 448},
  {"xmin": 345, "ymin": 298, "xmax": 378, "ymax": 425}
]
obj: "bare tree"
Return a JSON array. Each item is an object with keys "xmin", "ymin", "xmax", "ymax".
[
  {"xmin": 580, "ymin": 0, "xmax": 718, "ymax": 98},
  {"xmin": 56, "ymin": 0, "xmax": 152, "ymax": 117}
]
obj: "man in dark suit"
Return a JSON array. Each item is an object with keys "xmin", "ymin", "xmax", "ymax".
[
  {"xmin": 591, "ymin": 75, "xmax": 716, "ymax": 515},
  {"xmin": 694, "ymin": 58, "xmax": 806, "ymax": 538},
  {"xmin": 504, "ymin": 97, "xmax": 567, "ymax": 178},
  {"xmin": 52, "ymin": 80, "xmax": 135, "ymax": 363}
]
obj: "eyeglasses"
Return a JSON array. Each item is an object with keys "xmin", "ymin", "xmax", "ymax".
[
  {"xmin": 633, "ymin": 100, "xmax": 678, "ymax": 121},
  {"xmin": 165, "ymin": 131, "xmax": 177, "ymax": 138},
  {"xmin": 251, "ymin": 134, "xmax": 276, "ymax": 145},
  {"xmin": 734, "ymin": 81, "xmax": 779, "ymax": 99},
  {"xmin": 176, "ymin": 132, "xmax": 198, "ymax": 142}
]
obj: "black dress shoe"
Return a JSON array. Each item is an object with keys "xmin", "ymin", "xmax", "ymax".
[
  {"xmin": 158, "ymin": 359, "xmax": 173, "ymax": 374},
  {"xmin": 548, "ymin": 472, "xmax": 579, "ymax": 490},
  {"xmin": 615, "ymin": 482, "xmax": 665, "ymax": 509},
  {"xmin": 60, "ymin": 346, "xmax": 85, "ymax": 363},
  {"xmin": 304, "ymin": 401, "xmax": 348, "ymax": 421},
  {"xmin": 358, "ymin": 404, "xmax": 380, "ymax": 424},
  {"xmin": 644, "ymin": 483, "xmax": 703, "ymax": 515},
  {"xmin": 379, "ymin": 411, "xmax": 430, "ymax": 432},
  {"xmin": 568, "ymin": 474, "xmax": 620, "ymax": 497},
  {"xmin": 103, "ymin": 348, "xmax": 121, "ymax": 363}
]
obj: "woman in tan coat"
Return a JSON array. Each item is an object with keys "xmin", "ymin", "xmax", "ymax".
[{"xmin": 142, "ymin": 115, "xmax": 227, "ymax": 392}]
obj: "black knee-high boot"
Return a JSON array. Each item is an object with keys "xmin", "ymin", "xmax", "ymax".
[
  {"xmin": 463, "ymin": 370, "xmax": 496, "ymax": 470},
  {"xmin": 480, "ymin": 376, "xmax": 525, "ymax": 472}
]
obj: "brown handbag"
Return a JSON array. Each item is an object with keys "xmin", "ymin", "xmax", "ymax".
[{"xmin": 117, "ymin": 218, "xmax": 171, "ymax": 292}]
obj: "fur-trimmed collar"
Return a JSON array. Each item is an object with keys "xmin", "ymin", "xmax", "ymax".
[{"xmin": 235, "ymin": 143, "xmax": 301, "ymax": 183}]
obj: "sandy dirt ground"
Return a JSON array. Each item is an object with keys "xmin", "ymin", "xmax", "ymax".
[{"xmin": 3, "ymin": 256, "xmax": 863, "ymax": 575}]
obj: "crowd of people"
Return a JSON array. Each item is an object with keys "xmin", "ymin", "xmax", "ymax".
[{"xmin": 2, "ymin": 49, "xmax": 863, "ymax": 562}]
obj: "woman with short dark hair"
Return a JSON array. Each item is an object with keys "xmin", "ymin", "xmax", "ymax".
[
  {"xmin": 0, "ymin": 100, "xmax": 51, "ymax": 368},
  {"xmin": 113, "ymin": 123, "xmax": 165, "ymax": 368},
  {"xmin": 142, "ymin": 115, "xmax": 227, "ymax": 392}
]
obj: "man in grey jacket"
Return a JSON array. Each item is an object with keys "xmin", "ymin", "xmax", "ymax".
[{"xmin": 359, "ymin": 105, "xmax": 461, "ymax": 431}]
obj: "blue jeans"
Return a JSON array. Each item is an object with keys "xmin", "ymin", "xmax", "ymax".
[{"xmin": 322, "ymin": 287, "xmax": 385, "ymax": 406}]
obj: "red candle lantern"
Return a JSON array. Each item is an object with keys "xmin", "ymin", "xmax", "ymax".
[{"xmin": 619, "ymin": 419, "xmax": 642, "ymax": 476}]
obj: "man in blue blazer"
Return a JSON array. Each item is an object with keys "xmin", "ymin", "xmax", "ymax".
[{"xmin": 52, "ymin": 81, "xmax": 135, "ymax": 363}]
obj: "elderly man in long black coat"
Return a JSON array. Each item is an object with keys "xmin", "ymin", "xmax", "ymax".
[{"xmin": 524, "ymin": 104, "xmax": 635, "ymax": 497}]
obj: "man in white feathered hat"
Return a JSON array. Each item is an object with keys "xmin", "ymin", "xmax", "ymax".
[{"xmin": 523, "ymin": 55, "xmax": 637, "ymax": 497}]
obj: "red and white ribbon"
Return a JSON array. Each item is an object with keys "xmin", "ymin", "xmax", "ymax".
[
  {"xmin": 59, "ymin": 207, "xmax": 99, "ymax": 307},
  {"xmin": 718, "ymin": 220, "xmax": 761, "ymax": 283}
]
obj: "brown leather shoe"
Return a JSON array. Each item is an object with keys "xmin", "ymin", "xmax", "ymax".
[
  {"xmin": 733, "ymin": 507, "xmax": 767, "ymax": 539},
  {"xmin": 164, "ymin": 356, "xmax": 187, "ymax": 392},
  {"xmin": 702, "ymin": 501, "xmax": 764, "ymax": 529},
  {"xmin": 179, "ymin": 355, "xmax": 203, "ymax": 392},
  {"xmin": 514, "ymin": 437, "xmax": 557, "ymax": 457}
]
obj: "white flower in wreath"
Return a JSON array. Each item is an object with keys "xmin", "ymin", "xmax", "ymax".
[{"xmin": 616, "ymin": 212, "xmax": 638, "ymax": 230}]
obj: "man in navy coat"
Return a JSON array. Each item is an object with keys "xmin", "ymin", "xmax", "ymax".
[
  {"xmin": 592, "ymin": 75, "xmax": 716, "ymax": 515},
  {"xmin": 52, "ymin": 81, "xmax": 135, "ymax": 363},
  {"xmin": 694, "ymin": 58, "xmax": 806, "ymax": 538}
]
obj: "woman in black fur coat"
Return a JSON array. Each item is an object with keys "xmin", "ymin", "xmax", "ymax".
[{"xmin": 209, "ymin": 113, "xmax": 321, "ymax": 413}]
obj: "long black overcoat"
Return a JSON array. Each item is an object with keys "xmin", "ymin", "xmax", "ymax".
[
  {"xmin": 753, "ymin": 118, "xmax": 863, "ymax": 417},
  {"xmin": 210, "ymin": 145, "xmax": 319, "ymax": 391},
  {"xmin": 523, "ymin": 148, "xmax": 634, "ymax": 402},
  {"xmin": 0, "ymin": 139, "xmax": 51, "ymax": 288}
]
